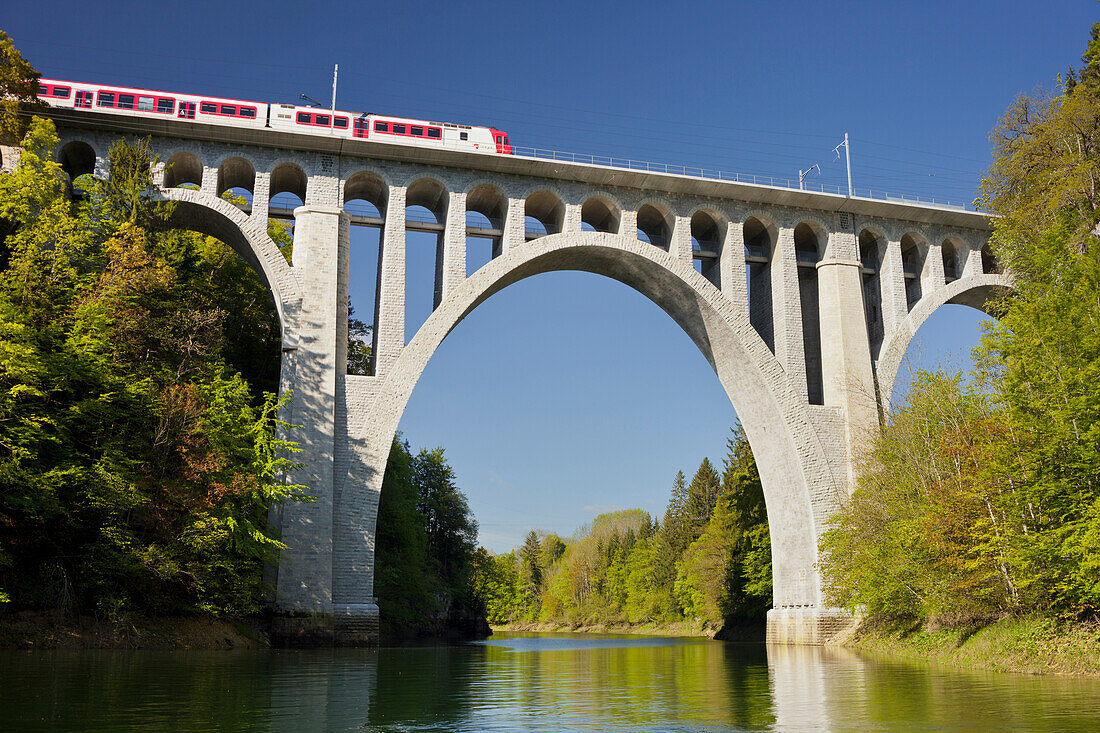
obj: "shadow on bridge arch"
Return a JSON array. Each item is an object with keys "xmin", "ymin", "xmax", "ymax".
[
  {"xmin": 155, "ymin": 187, "xmax": 302, "ymax": 346},
  {"xmin": 341, "ymin": 229, "xmax": 843, "ymax": 622},
  {"xmin": 875, "ymin": 273, "xmax": 1014, "ymax": 410}
]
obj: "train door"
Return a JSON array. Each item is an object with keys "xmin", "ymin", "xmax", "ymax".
[
  {"xmin": 178, "ymin": 102, "xmax": 196, "ymax": 119},
  {"xmin": 353, "ymin": 117, "xmax": 369, "ymax": 139},
  {"xmin": 75, "ymin": 90, "xmax": 93, "ymax": 108}
]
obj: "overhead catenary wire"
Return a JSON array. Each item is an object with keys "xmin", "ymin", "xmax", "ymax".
[{"xmin": 22, "ymin": 45, "xmax": 989, "ymax": 206}]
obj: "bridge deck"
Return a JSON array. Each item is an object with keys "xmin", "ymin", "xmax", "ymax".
[{"xmin": 43, "ymin": 107, "xmax": 991, "ymax": 232}]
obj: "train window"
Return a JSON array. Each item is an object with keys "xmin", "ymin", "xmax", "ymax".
[
  {"xmin": 52, "ymin": 86, "xmax": 71, "ymax": 98},
  {"xmin": 297, "ymin": 112, "xmax": 311, "ymax": 123},
  {"xmin": 97, "ymin": 91, "xmax": 116, "ymax": 107},
  {"xmin": 118, "ymin": 94, "xmax": 135, "ymax": 109},
  {"xmin": 201, "ymin": 102, "xmax": 217, "ymax": 114},
  {"xmin": 354, "ymin": 118, "xmax": 368, "ymax": 129},
  {"xmin": 137, "ymin": 96, "xmax": 155, "ymax": 111},
  {"xmin": 38, "ymin": 84, "xmax": 47, "ymax": 95},
  {"xmin": 460, "ymin": 131, "xmax": 468, "ymax": 140},
  {"xmin": 334, "ymin": 117, "xmax": 348, "ymax": 128},
  {"xmin": 393, "ymin": 124, "xmax": 406, "ymax": 134},
  {"xmin": 411, "ymin": 126, "xmax": 423, "ymax": 136},
  {"xmin": 220, "ymin": 105, "xmax": 236, "ymax": 115},
  {"xmin": 374, "ymin": 121, "xmax": 388, "ymax": 132},
  {"xmin": 240, "ymin": 107, "xmax": 256, "ymax": 118},
  {"xmin": 316, "ymin": 114, "xmax": 330, "ymax": 126},
  {"xmin": 157, "ymin": 98, "xmax": 174, "ymax": 114},
  {"xmin": 427, "ymin": 128, "xmax": 441, "ymax": 139}
]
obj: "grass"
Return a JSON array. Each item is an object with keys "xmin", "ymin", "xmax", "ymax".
[{"xmin": 842, "ymin": 614, "xmax": 1100, "ymax": 676}]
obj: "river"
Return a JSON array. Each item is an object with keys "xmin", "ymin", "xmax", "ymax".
[{"xmin": 2, "ymin": 632, "xmax": 1098, "ymax": 731}]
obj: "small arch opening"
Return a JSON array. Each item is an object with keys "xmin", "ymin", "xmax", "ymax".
[
  {"xmin": 405, "ymin": 177, "xmax": 449, "ymax": 339},
  {"xmin": 859, "ymin": 228, "xmax": 885, "ymax": 353},
  {"xmin": 942, "ymin": 238, "xmax": 961, "ymax": 282},
  {"xmin": 637, "ymin": 203, "xmax": 674, "ymax": 250},
  {"xmin": 581, "ymin": 196, "xmax": 620, "ymax": 234},
  {"xmin": 58, "ymin": 140, "xmax": 96, "ymax": 182},
  {"xmin": 691, "ymin": 210, "xmax": 724, "ymax": 286},
  {"xmin": 794, "ymin": 222, "xmax": 824, "ymax": 404},
  {"xmin": 981, "ymin": 243, "xmax": 999, "ymax": 274},
  {"xmin": 466, "ymin": 183, "xmax": 506, "ymax": 274},
  {"xmin": 270, "ymin": 162, "xmax": 308, "ymax": 224},
  {"xmin": 524, "ymin": 190, "xmax": 565, "ymax": 239},
  {"xmin": 344, "ymin": 170, "xmax": 388, "ymax": 223},
  {"xmin": 163, "ymin": 151, "xmax": 203, "ymax": 189},
  {"xmin": 901, "ymin": 233, "xmax": 924, "ymax": 310},
  {"xmin": 744, "ymin": 216, "xmax": 777, "ymax": 352},
  {"xmin": 216, "ymin": 156, "xmax": 255, "ymax": 205}
]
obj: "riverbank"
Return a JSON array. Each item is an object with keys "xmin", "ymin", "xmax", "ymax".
[
  {"xmin": 492, "ymin": 619, "xmax": 765, "ymax": 641},
  {"xmin": 836, "ymin": 615, "xmax": 1100, "ymax": 676},
  {"xmin": 0, "ymin": 611, "xmax": 266, "ymax": 649}
]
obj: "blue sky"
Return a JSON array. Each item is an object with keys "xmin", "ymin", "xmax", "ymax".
[{"xmin": 5, "ymin": 1, "xmax": 1095, "ymax": 551}]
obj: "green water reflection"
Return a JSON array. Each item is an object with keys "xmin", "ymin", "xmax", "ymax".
[{"xmin": 0, "ymin": 632, "xmax": 1097, "ymax": 731}]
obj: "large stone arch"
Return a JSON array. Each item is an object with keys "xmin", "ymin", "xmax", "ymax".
[
  {"xmin": 875, "ymin": 273, "xmax": 1013, "ymax": 409},
  {"xmin": 335, "ymin": 230, "xmax": 844, "ymax": 637},
  {"xmin": 156, "ymin": 187, "xmax": 302, "ymax": 346}
]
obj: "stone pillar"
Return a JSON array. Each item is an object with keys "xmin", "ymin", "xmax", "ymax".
[
  {"xmin": 671, "ymin": 214, "xmax": 693, "ymax": 262},
  {"xmin": 722, "ymin": 223, "xmax": 747, "ymax": 317},
  {"xmin": 620, "ymin": 209, "xmax": 638, "ymax": 241},
  {"xmin": 962, "ymin": 240, "xmax": 984, "ymax": 276},
  {"xmin": 0, "ymin": 144, "xmax": 19, "ymax": 173},
  {"xmin": 925, "ymin": 241, "xmax": 945, "ymax": 291},
  {"xmin": 201, "ymin": 165, "xmax": 218, "ymax": 197},
  {"xmin": 273, "ymin": 204, "xmax": 350, "ymax": 644},
  {"xmin": 817, "ymin": 225, "xmax": 879, "ymax": 489},
  {"xmin": 774, "ymin": 226, "xmax": 808, "ymax": 402},
  {"xmin": 502, "ymin": 196, "xmax": 526, "ymax": 254},
  {"xmin": 372, "ymin": 186, "xmax": 407, "ymax": 377},
  {"xmin": 879, "ymin": 237, "xmax": 909, "ymax": 332},
  {"xmin": 563, "ymin": 202, "xmax": 582, "ymax": 232},
  {"xmin": 252, "ymin": 171, "xmax": 271, "ymax": 229},
  {"xmin": 440, "ymin": 191, "xmax": 466, "ymax": 303}
]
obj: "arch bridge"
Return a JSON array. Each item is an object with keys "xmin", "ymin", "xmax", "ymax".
[{"xmin": 4, "ymin": 108, "xmax": 1006, "ymax": 645}]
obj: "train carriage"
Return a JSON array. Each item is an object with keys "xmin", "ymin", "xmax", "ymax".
[{"xmin": 36, "ymin": 78, "xmax": 512, "ymax": 155}]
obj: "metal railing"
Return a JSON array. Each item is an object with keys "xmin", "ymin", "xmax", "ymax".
[{"xmin": 507, "ymin": 145, "xmax": 973, "ymax": 212}]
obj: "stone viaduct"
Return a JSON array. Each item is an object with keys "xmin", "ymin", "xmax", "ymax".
[{"xmin": 3, "ymin": 107, "xmax": 1007, "ymax": 645}]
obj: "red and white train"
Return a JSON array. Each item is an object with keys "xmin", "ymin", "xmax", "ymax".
[{"xmin": 36, "ymin": 79, "xmax": 514, "ymax": 155}]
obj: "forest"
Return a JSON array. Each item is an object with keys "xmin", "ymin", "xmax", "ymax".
[
  {"xmin": 818, "ymin": 25, "xmax": 1100, "ymax": 626},
  {"xmin": 471, "ymin": 427, "xmax": 773, "ymax": 632},
  {"xmin": 0, "ymin": 34, "xmax": 487, "ymax": 638}
]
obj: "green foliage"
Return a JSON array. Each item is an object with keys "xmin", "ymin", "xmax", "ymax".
[
  {"xmin": 346, "ymin": 301, "xmax": 372, "ymax": 376},
  {"xmin": 476, "ymin": 427, "xmax": 772, "ymax": 628},
  {"xmin": 375, "ymin": 438, "xmax": 484, "ymax": 637},
  {"xmin": 0, "ymin": 118, "xmax": 305, "ymax": 618},
  {"xmin": 0, "ymin": 31, "xmax": 46, "ymax": 145},
  {"xmin": 823, "ymin": 24, "xmax": 1100, "ymax": 624},
  {"xmin": 375, "ymin": 438, "xmax": 436, "ymax": 634}
]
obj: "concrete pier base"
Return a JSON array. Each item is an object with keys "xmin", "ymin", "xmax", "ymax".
[
  {"xmin": 271, "ymin": 612, "xmax": 337, "ymax": 647},
  {"xmin": 271, "ymin": 604, "xmax": 380, "ymax": 647},
  {"xmin": 334, "ymin": 603, "xmax": 380, "ymax": 646},
  {"xmin": 767, "ymin": 607, "xmax": 856, "ymax": 645}
]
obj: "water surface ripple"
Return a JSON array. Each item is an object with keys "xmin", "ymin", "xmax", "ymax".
[{"xmin": 1, "ymin": 632, "xmax": 1097, "ymax": 731}]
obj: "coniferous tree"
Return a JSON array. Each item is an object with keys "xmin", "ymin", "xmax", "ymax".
[
  {"xmin": 686, "ymin": 457, "xmax": 721, "ymax": 538},
  {"xmin": 520, "ymin": 530, "xmax": 543, "ymax": 616}
]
